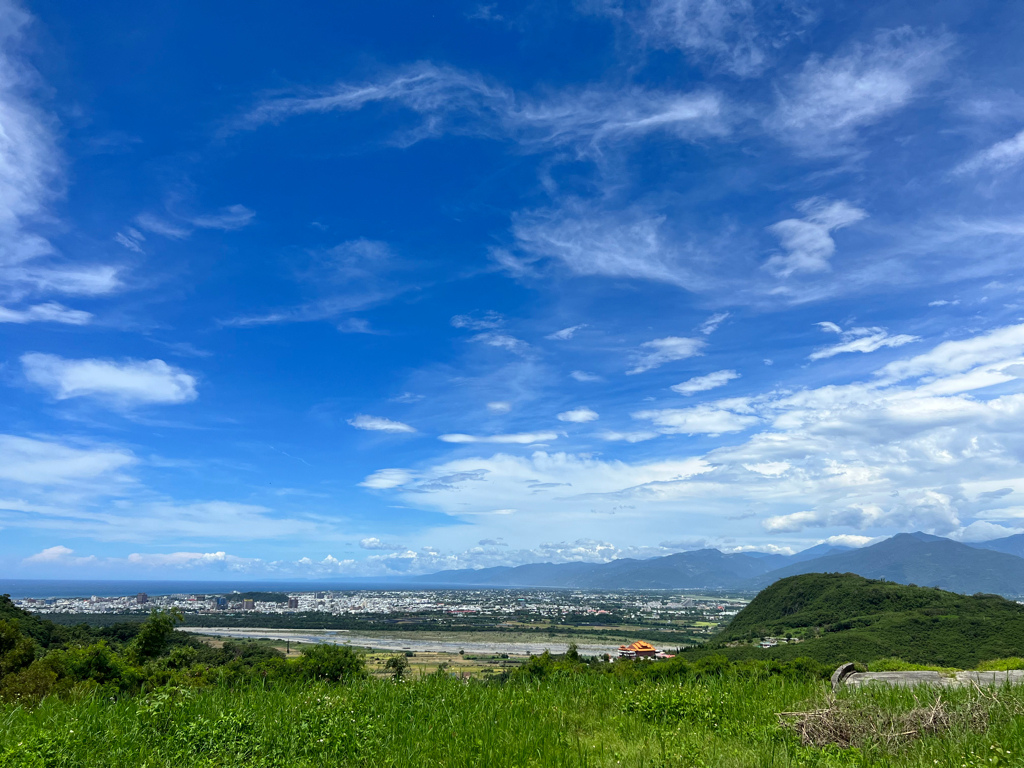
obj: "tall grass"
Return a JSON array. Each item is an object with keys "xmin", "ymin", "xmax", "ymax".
[{"xmin": 3, "ymin": 673, "xmax": 1024, "ymax": 767}]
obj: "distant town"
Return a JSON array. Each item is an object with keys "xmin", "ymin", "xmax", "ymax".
[{"xmin": 15, "ymin": 588, "xmax": 748, "ymax": 639}]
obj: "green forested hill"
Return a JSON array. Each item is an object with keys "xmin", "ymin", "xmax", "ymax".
[{"xmin": 681, "ymin": 573, "xmax": 1024, "ymax": 668}]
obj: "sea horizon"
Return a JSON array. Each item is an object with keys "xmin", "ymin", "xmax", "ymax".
[{"xmin": 0, "ymin": 578, "xmax": 434, "ymax": 600}]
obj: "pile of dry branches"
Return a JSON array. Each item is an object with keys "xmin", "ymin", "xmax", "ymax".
[{"xmin": 777, "ymin": 691, "xmax": 994, "ymax": 749}]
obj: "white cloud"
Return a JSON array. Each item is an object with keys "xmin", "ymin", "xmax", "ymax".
[
  {"xmin": 766, "ymin": 27, "xmax": 952, "ymax": 154},
  {"xmin": 699, "ymin": 312, "xmax": 729, "ymax": 335},
  {"xmin": 723, "ymin": 543, "xmax": 795, "ymax": 556},
  {"xmin": 21, "ymin": 353, "xmax": 198, "ymax": 406},
  {"xmin": 808, "ymin": 323, "xmax": 918, "ymax": 360},
  {"xmin": 469, "ymin": 332, "xmax": 529, "ymax": 354},
  {"xmin": 597, "ymin": 430, "xmax": 659, "ymax": 443},
  {"xmin": 347, "ymin": 414, "xmax": 417, "ymax": 433},
  {"xmin": 487, "ymin": 401, "xmax": 512, "ymax": 413},
  {"xmin": 23, "ymin": 545, "xmax": 96, "ymax": 566},
  {"xmin": 103, "ymin": 500, "xmax": 319, "ymax": 543},
  {"xmin": 0, "ymin": 434, "xmax": 135, "ymax": 485},
  {"xmin": 124, "ymin": 551, "xmax": 245, "ymax": 569},
  {"xmin": 765, "ymin": 198, "xmax": 867, "ymax": 276},
  {"xmin": 359, "ymin": 537, "xmax": 405, "ymax": 551},
  {"xmin": 220, "ymin": 239, "xmax": 402, "ymax": 328},
  {"xmin": 762, "ymin": 491, "xmax": 959, "ymax": 534},
  {"xmin": 391, "ymin": 392, "xmax": 424, "ymax": 403},
  {"xmin": 607, "ymin": 0, "xmax": 811, "ymax": 78},
  {"xmin": 0, "ymin": 302, "xmax": 91, "ymax": 325},
  {"xmin": 876, "ymin": 323, "xmax": 1024, "ymax": 384},
  {"xmin": 362, "ymin": 450, "xmax": 711, "ymax": 511},
  {"xmin": 511, "ymin": 203, "xmax": 701, "ymax": 288},
  {"xmin": 438, "ymin": 431, "xmax": 560, "ymax": 444},
  {"xmin": 547, "ymin": 324, "xmax": 587, "ymax": 340},
  {"xmin": 359, "ymin": 468, "xmax": 415, "ymax": 489},
  {"xmin": 633, "ymin": 401, "xmax": 759, "ymax": 435},
  {"xmin": 133, "ymin": 205, "xmax": 255, "ymax": 243},
  {"xmin": 571, "ymin": 370, "xmax": 602, "ymax": 382},
  {"xmin": 821, "ymin": 534, "xmax": 876, "ymax": 548},
  {"xmin": 928, "ymin": 299, "xmax": 959, "ymax": 307},
  {"xmin": 348, "ymin": 326, "xmax": 1024, "ymax": 541},
  {"xmin": 236, "ymin": 62, "xmax": 726, "ymax": 153},
  {"xmin": 337, "ymin": 318, "xmax": 377, "ymax": 334},
  {"xmin": 114, "ymin": 229, "xmax": 145, "ymax": 253},
  {"xmin": 134, "ymin": 213, "xmax": 191, "ymax": 239},
  {"xmin": 557, "ymin": 407, "xmax": 599, "ymax": 423},
  {"xmin": 451, "ymin": 311, "xmax": 503, "ymax": 330},
  {"xmin": 742, "ymin": 461, "xmax": 790, "ymax": 476},
  {"xmin": 20, "ymin": 266, "xmax": 121, "ymax": 297},
  {"xmin": 627, "ymin": 336, "xmax": 705, "ymax": 374},
  {"xmin": 952, "ymin": 521, "xmax": 1024, "ymax": 542},
  {"xmin": 955, "ymin": 129, "xmax": 1024, "ymax": 175},
  {"xmin": 468, "ymin": 4, "xmax": 503, "ymax": 22},
  {"xmin": 0, "ymin": 5, "xmax": 121, "ymax": 302},
  {"xmin": 189, "ymin": 204, "xmax": 255, "ymax": 231},
  {"xmin": 671, "ymin": 369, "xmax": 740, "ymax": 395}
]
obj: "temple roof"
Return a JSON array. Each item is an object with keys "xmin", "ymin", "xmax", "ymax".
[{"xmin": 619, "ymin": 641, "xmax": 657, "ymax": 652}]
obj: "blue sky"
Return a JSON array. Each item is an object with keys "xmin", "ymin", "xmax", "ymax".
[{"xmin": 3, "ymin": 0, "xmax": 1024, "ymax": 579}]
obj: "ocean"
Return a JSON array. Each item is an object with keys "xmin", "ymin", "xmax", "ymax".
[{"xmin": 0, "ymin": 579, "xmax": 426, "ymax": 599}]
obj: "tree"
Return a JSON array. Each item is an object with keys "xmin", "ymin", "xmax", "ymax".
[
  {"xmin": 0, "ymin": 620, "xmax": 35, "ymax": 678},
  {"xmin": 384, "ymin": 653, "xmax": 410, "ymax": 680},
  {"xmin": 127, "ymin": 609, "xmax": 183, "ymax": 664}
]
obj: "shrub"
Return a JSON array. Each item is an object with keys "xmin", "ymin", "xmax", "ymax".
[
  {"xmin": 0, "ymin": 662, "xmax": 58, "ymax": 704},
  {"xmin": 42, "ymin": 641, "xmax": 141, "ymax": 692},
  {"xmin": 624, "ymin": 682, "xmax": 729, "ymax": 727},
  {"xmin": 975, "ymin": 657, "xmax": 1024, "ymax": 671},
  {"xmin": 867, "ymin": 657, "xmax": 958, "ymax": 673},
  {"xmin": 691, "ymin": 654, "xmax": 730, "ymax": 679},
  {"xmin": 298, "ymin": 644, "xmax": 365, "ymax": 681}
]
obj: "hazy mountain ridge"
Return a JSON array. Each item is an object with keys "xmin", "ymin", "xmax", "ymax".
[{"xmin": 416, "ymin": 533, "xmax": 1024, "ymax": 597}]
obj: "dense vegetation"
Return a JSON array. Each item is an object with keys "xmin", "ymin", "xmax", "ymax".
[
  {"xmin": 7, "ymin": 670, "xmax": 1024, "ymax": 767},
  {"xmin": 681, "ymin": 573, "xmax": 1024, "ymax": 669}
]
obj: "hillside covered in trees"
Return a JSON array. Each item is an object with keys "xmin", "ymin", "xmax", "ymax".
[{"xmin": 682, "ymin": 573, "xmax": 1024, "ymax": 668}]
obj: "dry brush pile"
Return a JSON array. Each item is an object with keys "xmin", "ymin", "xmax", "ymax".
[{"xmin": 777, "ymin": 684, "xmax": 1020, "ymax": 750}]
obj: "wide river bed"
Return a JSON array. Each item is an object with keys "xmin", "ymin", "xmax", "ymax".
[{"xmin": 182, "ymin": 627, "xmax": 623, "ymax": 656}]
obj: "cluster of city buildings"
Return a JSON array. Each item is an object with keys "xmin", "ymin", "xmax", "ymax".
[{"xmin": 14, "ymin": 588, "xmax": 748, "ymax": 625}]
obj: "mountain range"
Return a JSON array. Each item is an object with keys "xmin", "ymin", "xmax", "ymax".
[{"xmin": 415, "ymin": 532, "xmax": 1024, "ymax": 597}]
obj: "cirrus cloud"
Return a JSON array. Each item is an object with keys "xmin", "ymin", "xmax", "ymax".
[{"xmin": 348, "ymin": 414, "xmax": 417, "ymax": 433}]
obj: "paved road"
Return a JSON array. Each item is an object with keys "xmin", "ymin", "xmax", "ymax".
[
  {"xmin": 845, "ymin": 670, "xmax": 1024, "ymax": 688},
  {"xmin": 182, "ymin": 627, "xmax": 624, "ymax": 657}
]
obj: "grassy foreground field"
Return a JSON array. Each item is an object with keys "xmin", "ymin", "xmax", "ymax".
[{"xmin": 3, "ymin": 672, "xmax": 1024, "ymax": 767}]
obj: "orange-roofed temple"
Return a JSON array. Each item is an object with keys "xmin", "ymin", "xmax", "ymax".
[{"xmin": 617, "ymin": 641, "xmax": 658, "ymax": 659}]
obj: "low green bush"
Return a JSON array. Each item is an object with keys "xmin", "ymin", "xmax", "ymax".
[
  {"xmin": 296, "ymin": 643, "xmax": 366, "ymax": 681},
  {"xmin": 975, "ymin": 657, "xmax": 1024, "ymax": 671},
  {"xmin": 867, "ymin": 657, "xmax": 958, "ymax": 673}
]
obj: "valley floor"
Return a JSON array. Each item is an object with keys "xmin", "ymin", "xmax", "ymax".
[{"xmin": 181, "ymin": 626, "xmax": 626, "ymax": 657}]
